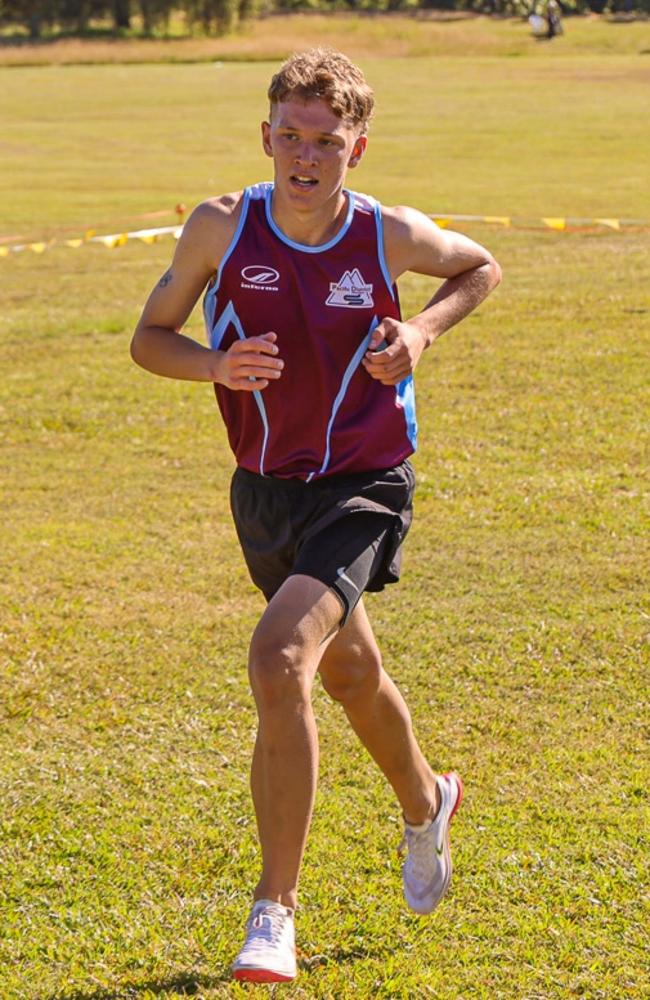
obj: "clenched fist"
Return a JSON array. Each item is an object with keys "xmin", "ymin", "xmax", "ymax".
[{"xmin": 362, "ymin": 318, "xmax": 428, "ymax": 386}]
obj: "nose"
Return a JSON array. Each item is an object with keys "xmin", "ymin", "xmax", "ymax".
[{"xmin": 294, "ymin": 142, "xmax": 317, "ymax": 166}]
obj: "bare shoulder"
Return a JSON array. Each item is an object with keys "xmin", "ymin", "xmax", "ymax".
[
  {"xmin": 180, "ymin": 191, "xmax": 245, "ymax": 270},
  {"xmin": 194, "ymin": 190, "xmax": 244, "ymax": 223},
  {"xmin": 381, "ymin": 203, "xmax": 447, "ymax": 250},
  {"xmin": 381, "ymin": 203, "xmax": 495, "ymax": 281},
  {"xmin": 382, "ymin": 204, "xmax": 422, "ymax": 227},
  {"xmin": 381, "ymin": 204, "xmax": 449, "ymax": 281},
  {"xmin": 135, "ymin": 191, "xmax": 247, "ymax": 332}
]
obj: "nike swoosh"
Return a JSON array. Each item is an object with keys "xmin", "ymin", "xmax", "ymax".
[{"xmin": 336, "ymin": 567, "xmax": 358, "ymax": 591}]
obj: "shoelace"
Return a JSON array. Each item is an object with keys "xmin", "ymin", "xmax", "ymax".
[
  {"xmin": 398, "ymin": 823, "xmax": 440, "ymax": 880},
  {"xmin": 246, "ymin": 907, "xmax": 290, "ymax": 951}
]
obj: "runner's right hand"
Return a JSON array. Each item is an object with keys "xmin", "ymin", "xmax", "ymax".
[{"xmin": 214, "ymin": 332, "xmax": 284, "ymax": 391}]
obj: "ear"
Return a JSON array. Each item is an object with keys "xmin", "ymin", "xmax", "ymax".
[
  {"xmin": 347, "ymin": 134, "xmax": 368, "ymax": 169},
  {"xmin": 261, "ymin": 120, "xmax": 273, "ymax": 159}
]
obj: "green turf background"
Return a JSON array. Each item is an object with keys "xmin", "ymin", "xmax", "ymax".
[{"xmin": 1, "ymin": 41, "xmax": 649, "ymax": 1000}]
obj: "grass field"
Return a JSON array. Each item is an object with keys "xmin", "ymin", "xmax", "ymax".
[
  {"xmin": 1, "ymin": 24, "xmax": 649, "ymax": 1000},
  {"xmin": 1, "ymin": 12, "xmax": 650, "ymax": 65}
]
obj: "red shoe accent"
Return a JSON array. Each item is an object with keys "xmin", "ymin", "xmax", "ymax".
[
  {"xmin": 233, "ymin": 967, "xmax": 296, "ymax": 983},
  {"xmin": 444, "ymin": 772, "xmax": 464, "ymax": 821}
]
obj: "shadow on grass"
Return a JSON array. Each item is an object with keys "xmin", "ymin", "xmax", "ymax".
[
  {"xmin": 299, "ymin": 944, "xmax": 378, "ymax": 971},
  {"xmin": 42, "ymin": 947, "xmax": 374, "ymax": 999},
  {"xmin": 41, "ymin": 969, "xmax": 231, "ymax": 1000},
  {"xmin": 39, "ymin": 943, "xmax": 377, "ymax": 998}
]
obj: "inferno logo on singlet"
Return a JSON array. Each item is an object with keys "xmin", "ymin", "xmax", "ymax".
[
  {"xmin": 241, "ymin": 265, "xmax": 280, "ymax": 292},
  {"xmin": 326, "ymin": 268, "xmax": 374, "ymax": 309}
]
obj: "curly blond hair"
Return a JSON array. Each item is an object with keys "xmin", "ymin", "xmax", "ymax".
[{"xmin": 268, "ymin": 48, "xmax": 374, "ymax": 134}]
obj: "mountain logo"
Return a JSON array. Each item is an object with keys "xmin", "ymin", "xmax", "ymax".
[{"xmin": 326, "ymin": 268, "xmax": 374, "ymax": 308}]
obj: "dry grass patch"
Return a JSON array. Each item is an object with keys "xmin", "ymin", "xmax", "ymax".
[{"xmin": 1, "ymin": 13, "xmax": 649, "ymax": 66}]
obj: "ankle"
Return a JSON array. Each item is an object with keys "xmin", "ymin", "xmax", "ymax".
[
  {"xmin": 403, "ymin": 779, "xmax": 440, "ymax": 827},
  {"xmin": 254, "ymin": 886, "xmax": 297, "ymax": 911}
]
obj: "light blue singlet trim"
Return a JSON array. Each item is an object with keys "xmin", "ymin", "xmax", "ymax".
[
  {"xmin": 370, "ymin": 196, "xmax": 415, "ymax": 448},
  {"xmin": 372, "ymin": 199, "xmax": 396, "ymax": 303},
  {"xmin": 210, "ymin": 299, "xmax": 271, "ymax": 477},
  {"xmin": 202, "ymin": 187, "xmax": 251, "ymax": 339},
  {"xmin": 396, "ymin": 376, "xmax": 417, "ymax": 451},
  {"xmin": 306, "ymin": 316, "xmax": 379, "ymax": 483},
  {"xmin": 264, "ymin": 184, "xmax": 356, "ymax": 254}
]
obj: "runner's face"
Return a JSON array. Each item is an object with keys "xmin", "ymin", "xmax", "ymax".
[{"xmin": 261, "ymin": 98, "xmax": 367, "ymax": 207}]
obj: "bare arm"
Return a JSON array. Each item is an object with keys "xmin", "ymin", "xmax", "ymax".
[
  {"xmin": 130, "ymin": 195, "xmax": 284, "ymax": 391},
  {"xmin": 362, "ymin": 205, "xmax": 501, "ymax": 386}
]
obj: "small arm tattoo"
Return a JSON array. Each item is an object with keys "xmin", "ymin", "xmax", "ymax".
[{"xmin": 158, "ymin": 270, "xmax": 173, "ymax": 288}]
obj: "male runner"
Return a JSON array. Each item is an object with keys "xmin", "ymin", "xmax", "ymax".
[{"xmin": 131, "ymin": 48, "xmax": 501, "ymax": 983}]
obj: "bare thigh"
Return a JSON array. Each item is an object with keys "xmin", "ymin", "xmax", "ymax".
[
  {"xmin": 248, "ymin": 575, "xmax": 345, "ymax": 699},
  {"xmin": 317, "ymin": 600, "xmax": 383, "ymax": 703}
]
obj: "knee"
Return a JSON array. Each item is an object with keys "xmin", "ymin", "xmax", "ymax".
[
  {"xmin": 248, "ymin": 622, "xmax": 312, "ymax": 710},
  {"xmin": 320, "ymin": 642, "xmax": 382, "ymax": 705}
]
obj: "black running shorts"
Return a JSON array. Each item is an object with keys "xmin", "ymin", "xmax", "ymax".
[{"xmin": 230, "ymin": 461, "xmax": 415, "ymax": 625}]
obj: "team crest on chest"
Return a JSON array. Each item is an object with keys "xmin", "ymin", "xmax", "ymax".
[{"xmin": 326, "ymin": 268, "xmax": 374, "ymax": 309}]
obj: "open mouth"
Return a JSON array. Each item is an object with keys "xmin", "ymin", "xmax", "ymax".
[{"xmin": 290, "ymin": 175, "xmax": 318, "ymax": 189}]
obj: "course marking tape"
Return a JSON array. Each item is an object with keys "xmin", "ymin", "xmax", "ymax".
[
  {"xmin": 0, "ymin": 225, "xmax": 182, "ymax": 257},
  {"xmin": 1, "ymin": 215, "xmax": 647, "ymax": 258},
  {"xmin": 429, "ymin": 214, "xmax": 647, "ymax": 232}
]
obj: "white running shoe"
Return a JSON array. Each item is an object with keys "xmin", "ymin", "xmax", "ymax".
[
  {"xmin": 399, "ymin": 771, "xmax": 464, "ymax": 915},
  {"xmin": 232, "ymin": 899, "xmax": 297, "ymax": 983}
]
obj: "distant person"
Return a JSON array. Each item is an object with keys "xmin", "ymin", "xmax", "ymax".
[
  {"xmin": 131, "ymin": 48, "xmax": 501, "ymax": 983},
  {"xmin": 528, "ymin": 6, "xmax": 547, "ymax": 36},
  {"xmin": 547, "ymin": 0, "xmax": 563, "ymax": 38}
]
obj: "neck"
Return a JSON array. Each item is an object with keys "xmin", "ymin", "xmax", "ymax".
[{"xmin": 270, "ymin": 186, "xmax": 349, "ymax": 247}]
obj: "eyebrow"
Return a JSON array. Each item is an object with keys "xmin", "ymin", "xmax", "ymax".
[{"xmin": 276, "ymin": 124, "xmax": 341, "ymax": 140}]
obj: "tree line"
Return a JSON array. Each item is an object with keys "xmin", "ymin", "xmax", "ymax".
[
  {"xmin": 2, "ymin": 0, "xmax": 256, "ymax": 38},
  {"xmin": 1, "ymin": 0, "xmax": 646, "ymax": 42}
]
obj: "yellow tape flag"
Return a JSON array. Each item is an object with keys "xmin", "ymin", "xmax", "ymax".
[
  {"xmin": 595, "ymin": 218, "xmax": 621, "ymax": 230},
  {"xmin": 28, "ymin": 242, "xmax": 47, "ymax": 253},
  {"xmin": 483, "ymin": 216, "xmax": 511, "ymax": 227},
  {"xmin": 542, "ymin": 218, "xmax": 566, "ymax": 231},
  {"xmin": 65, "ymin": 239, "xmax": 84, "ymax": 248},
  {"xmin": 98, "ymin": 234, "xmax": 128, "ymax": 248},
  {"xmin": 432, "ymin": 218, "xmax": 450, "ymax": 229},
  {"xmin": 0, "ymin": 247, "xmax": 9, "ymax": 258},
  {"xmin": 137, "ymin": 234, "xmax": 159, "ymax": 245}
]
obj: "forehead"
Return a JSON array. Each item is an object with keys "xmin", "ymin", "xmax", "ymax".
[{"xmin": 269, "ymin": 97, "xmax": 355, "ymax": 137}]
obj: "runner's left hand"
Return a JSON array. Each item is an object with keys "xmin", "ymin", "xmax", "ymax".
[{"xmin": 362, "ymin": 317, "xmax": 427, "ymax": 386}]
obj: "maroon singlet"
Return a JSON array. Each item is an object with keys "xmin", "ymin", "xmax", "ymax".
[{"xmin": 203, "ymin": 182, "xmax": 417, "ymax": 480}]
